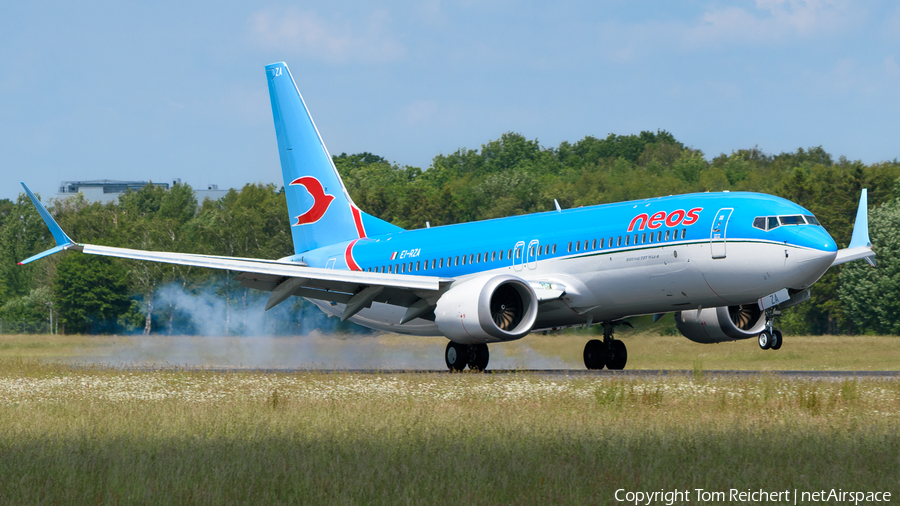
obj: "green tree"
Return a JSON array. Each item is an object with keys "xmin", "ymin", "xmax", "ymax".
[
  {"xmin": 839, "ymin": 186, "xmax": 900, "ymax": 334},
  {"xmin": 53, "ymin": 252, "xmax": 131, "ymax": 334}
]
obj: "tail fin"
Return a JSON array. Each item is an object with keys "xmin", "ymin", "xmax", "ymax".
[{"xmin": 265, "ymin": 62, "xmax": 401, "ymax": 254}]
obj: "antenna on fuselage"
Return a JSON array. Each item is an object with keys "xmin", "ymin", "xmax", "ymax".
[{"xmin": 554, "ymin": 199, "xmax": 561, "ymax": 212}]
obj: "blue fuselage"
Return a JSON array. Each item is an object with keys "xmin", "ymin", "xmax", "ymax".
[{"xmin": 293, "ymin": 191, "xmax": 836, "ymax": 334}]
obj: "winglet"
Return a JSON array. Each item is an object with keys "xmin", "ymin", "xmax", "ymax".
[
  {"xmin": 18, "ymin": 182, "xmax": 76, "ymax": 265},
  {"xmin": 848, "ymin": 188, "xmax": 870, "ymax": 249},
  {"xmin": 831, "ymin": 189, "xmax": 876, "ymax": 267}
]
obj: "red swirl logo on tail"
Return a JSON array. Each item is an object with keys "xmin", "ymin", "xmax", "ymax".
[{"xmin": 289, "ymin": 176, "xmax": 335, "ymax": 226}]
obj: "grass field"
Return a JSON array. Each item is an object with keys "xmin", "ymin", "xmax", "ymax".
[
  {"xmin": 0, "ymin": 334, "xmax": 897, "ymax": 504},
  {"xmin": 0, "ymin": 331, "xmax": 897, "ymax": 370}
]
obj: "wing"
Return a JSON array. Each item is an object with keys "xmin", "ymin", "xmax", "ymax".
[{"xmin": 18, "ymin": 182, "xmax": 451, "ymax": 322}]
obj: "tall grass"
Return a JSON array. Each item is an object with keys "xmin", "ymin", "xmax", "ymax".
[{"xmin": 0, "ymin": 360, "xmax": 897, "ymax": 504}]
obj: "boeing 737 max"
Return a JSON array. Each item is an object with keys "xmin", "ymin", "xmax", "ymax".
[{"xmin": 19, "ymin": 62, "xmax": 876, "ymax": 370}]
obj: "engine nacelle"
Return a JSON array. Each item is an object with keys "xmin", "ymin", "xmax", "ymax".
[
  {"xmin": 435, "ymin": 274, "xmax": 538, "ymax": 344},
  {"xmin": 675, "ymin": 305, "xmax": 766, "ymax": 344}
]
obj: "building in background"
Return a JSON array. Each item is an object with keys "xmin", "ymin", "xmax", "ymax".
[{"xmin": 56, "ymin": 179, "xmax": 235, "ymax": 203}]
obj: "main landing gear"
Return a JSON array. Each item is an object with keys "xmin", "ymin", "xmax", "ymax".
[
  {"xmin": 445, "ymin": 341, "xmax": 490, "ymax": 372},
  {"xmin": 757, "ymin": 308, "xmax": 783, "ymax": 351},
  {"xmin": 583, "ymin": 322, "xmax": 628, "ymax": 370}
]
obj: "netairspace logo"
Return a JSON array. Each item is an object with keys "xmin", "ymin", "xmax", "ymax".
[{"xmin": 614, "ymin": 488, "xmax": 892, "ymax": 505}]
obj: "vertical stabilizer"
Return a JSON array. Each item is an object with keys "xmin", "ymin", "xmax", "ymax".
[{"xmin": 266, "ymin": 62, "xmax": 400, "ymax": 254}]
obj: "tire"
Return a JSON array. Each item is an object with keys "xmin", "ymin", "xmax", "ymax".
[
  {"xmin": 758, "ymin": 330, "xmax": 772, "ymax": 350},
  {"xmin": 445, "ymin": 341, "xmax": 467, "ymax": 371},
  {"xmin": 583, "ymin": 339, "xmax": 606, "ymax": 370},
  {"xmin": 467, "ymin": 344, "xmax": 490, "ymax": 371},
  {"xmin": 771, "ymin": 330, "xmax": 783, "ymax": 350},
  {"xmin": 607, "ymin": 340, "xmax": 628, "ymax": 370}
]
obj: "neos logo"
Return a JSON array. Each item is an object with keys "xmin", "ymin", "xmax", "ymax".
[
  {"xmin": 289, "ymin": 176, "xmax": 335, "ymax": 226},
  {"xmin": 628, "ymin": 207, "xmax": 703, "ymax": 232}
]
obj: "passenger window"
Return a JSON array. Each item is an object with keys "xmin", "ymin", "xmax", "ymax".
[
  {"xmin": 634, "ymin": 234, "xmax": 639, "ymax": 245},
  {"xmin": 508, "ymin": 249, "xmax": 513, "ymax": 259},
  {"xmin": 553, "ymin": 244, "xmax": 558, "ymax": 254},
  {"xmin": 469, "ymin": 254, "xmax": 474, "ymax": 264},
  {"xmin": 416, "ymin": 261, "xmax": 420, "ymax": 271},
  {"xmin": 455, "ymin": 256, "xmax": 459, "ymax": 266},
  {"xmin": 648, "ymin": 233, "xmax": 653, "ymax": 244},
  {"xmin": 492, "ymin": 251, "xmax": 497, "ymax": 261},
  {"xmin": 600, "ymin": 238, "xmax": 605, "ymax": 249},
  {"xmin": 575, "ymin": 241, "xmax": 580, "ymax": 252},
  {"xmin": 641, "ymin": 233, "xmax": 646, "ymax": 244},
  {"xmin": 617, "ymin": 236, "xmax": 622, "ymax": 247},
  {"xmin": 516, "ymin": 248, "xmax": 521, "ymax": 259},
  {"xmin": 625, "ymin": 235, "xmax": 630, "ymax": 246},
  {"xmin": 477, "ymin": 253, "xmax": 481, "ymax": 263},
  {"xmin": 657, "ymin": 231, "xmax": 662, "ymax": 242},
  {"xmin": 592, "ymin": 239, "xmax": 597, "ymax": 249},
  {"xmin": 681, "ymin": 229, "xmax": 686, "ymax": 239},
  {"xmin": 568, "ymin": 242, "xmax": 572, "ymax": 252},
  {"xmin": 401, "ymin": 264, "xmax": 405, "ymax": 273},
  {"xmin": 500, "ymin": 250, "xmax": 505, "ymax": 261},
  {"xmin": 462, "ymin": 255, "xmax": 467, "ymax": 265},
  {"xmin": 583, "ymin": 240, "xmax": 589, "ymax": 250}
]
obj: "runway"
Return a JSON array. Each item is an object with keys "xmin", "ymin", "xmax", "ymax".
[{"xmin": 180, "ymin": 367, "xmax": 900, "ymax": 379}]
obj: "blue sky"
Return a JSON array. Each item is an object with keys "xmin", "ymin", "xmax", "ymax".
[{"xmin": 2, "ymin": 0, "xmax": 899, "ymax": 201}]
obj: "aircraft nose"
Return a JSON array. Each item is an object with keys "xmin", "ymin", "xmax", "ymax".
[{"xmin": 792, "ymin": 226, "xmax": 837, "ymax": 277}]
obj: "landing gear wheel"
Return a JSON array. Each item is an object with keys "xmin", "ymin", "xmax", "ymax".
[
  {"xmin": 583, "ymin": 339, "xmax": 606, "ymax": 370},
  {"xmin": 445, "ymin": 341, "xmax": 467, "ymax": 371},
  {"xmin": 467, "ymin": 343, "xmax": 490, "ymax": 371},
  {"xmin": 607, "ymin": 340, "xmax": 628, "ymax": 370},
  {"xmin": 758, "ymin": 330, "xmax": 772, "ymax": 350},
  {"xmin": 771, "ymin": 330, "xmax": 783, "ymax": 350}
]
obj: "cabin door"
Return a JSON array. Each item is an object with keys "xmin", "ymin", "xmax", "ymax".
[
  {"xmin": 710, "ymin": 208, "xmax": 734, "ymax": 259},
  {"xmin": 512, "ymin": 241, "xmax": 525, "ymax": 272},
  {"xmin": 526, "ymin": 240, "xmax": 539, "ymax": 270}
]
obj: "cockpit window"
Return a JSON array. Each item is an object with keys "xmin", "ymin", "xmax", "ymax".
[
  {"xmin": 753, "ymin": 214, "xmax": 821, "ymax": 231},
  {"xmin": 779, "ymin": 215, "xmax": 805, "ymax": 226}
]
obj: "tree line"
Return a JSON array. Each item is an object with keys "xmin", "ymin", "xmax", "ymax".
[{"xmin": 1, "ymin": 131, "xmax": 898, "ymax": 335}]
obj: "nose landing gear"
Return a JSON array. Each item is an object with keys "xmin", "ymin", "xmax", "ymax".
[
  {"xmin": 583, "ymin": 322, "xmax": 628, "ymax": 370},
  {"xmin": 758, "ymin": 308, "xmax": 783, "ymax": 351}
]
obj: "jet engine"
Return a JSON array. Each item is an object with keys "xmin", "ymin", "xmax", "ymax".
[
  {"xmin": 674, "ymin": 304, "xmax": 766, "ymax": 344},
  {"xmin": 434, "ymin": 274, "xmax": 538, "ymax": 344}
]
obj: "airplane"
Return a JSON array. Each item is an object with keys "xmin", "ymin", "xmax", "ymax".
[{"xmin": 18, "ymin": 61, "xmax": 876, "ymax": 371}]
